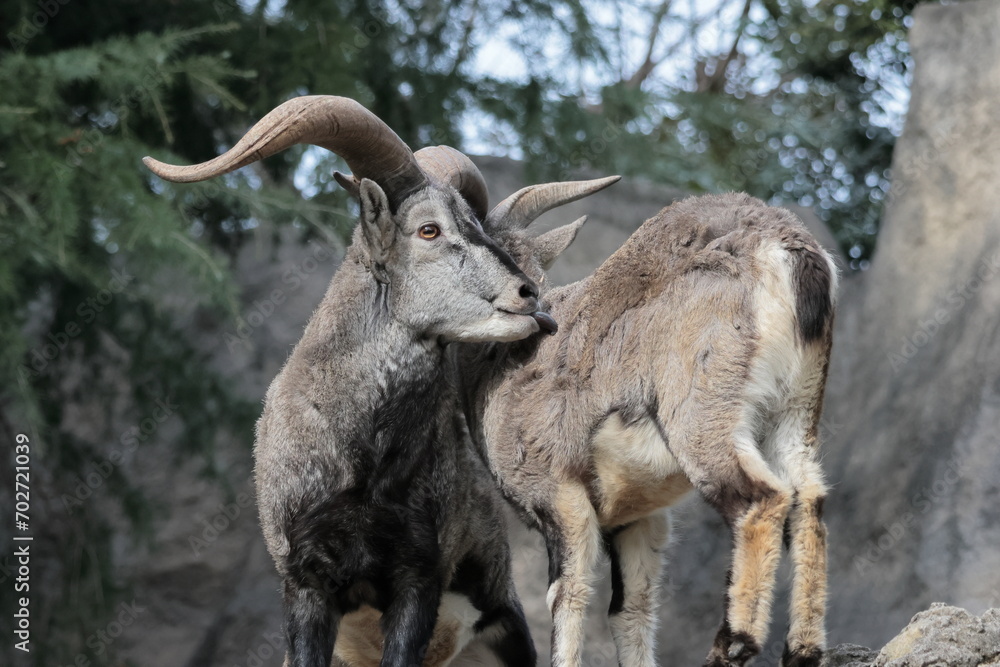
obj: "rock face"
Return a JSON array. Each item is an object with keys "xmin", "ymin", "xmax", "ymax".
[
  {"xmin": 823, "ymin": 604, "xmax": 1000, "ymax": 667},
  {"xmin": 35, "ymin": 1, "xmax": 1000, "ymax": 665},
  {"xmin": 820, "ymin": 0, "xmax": 1000, "ymax": 650},
  {"xmin": 873, "ymin": 605, "xmax": 1000, "ymax": 667},
  {"xmin": 823, "ymin": 644, "xmax": 880, "ymax": 667}
]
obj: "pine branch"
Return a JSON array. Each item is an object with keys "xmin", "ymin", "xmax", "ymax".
[
  {"xmin": 450, "ymin": 0, "xmax": 481, "ymax": 77},
  {"xmin": 624, "ymin": 0, "xmax": 673, "ymax": 89},
  {"xmin": 697, "ymin": 0, "xmax": 753, "ymax": 94}
]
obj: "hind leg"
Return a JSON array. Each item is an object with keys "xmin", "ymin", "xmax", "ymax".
[
  {"xmin": 470, "ymin": 598, "xmax": 536, "ymax": 667},
  {"xmin": 766, "ymin": 410, "xmax": 828, "ymax": 667},
  {"xmin": 703, "ymin": 482, "xmax": 791, "ymax": 667},
  {"xmin": 781, "ymin": 483, "xmax": 826, "ymax": 667},
  {"xmin": 283, "ymin": 578, "xmax": 341, "ymax": 667},
  {"xmin": 380, "ymin": 570, "xmax": 443, "ymax": 667},
  {"xmin": 606, "ymin": 510, "xmax": 670, "ymax": 667},
  {"xmin": 704, "ymin": 475, "xmax": 792, "ymax": 667},
  {"xmin": 665, "ymin": 421, "xmax": 791, "ymax": 667}
]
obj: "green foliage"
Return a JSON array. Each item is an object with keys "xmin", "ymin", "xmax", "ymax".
[
  {"xmin": 475, "ymin": 0, "xmax": 926, "ymax": 264},
  {"xmin": 702, "ymin": 0, "xmax": 921, "ymax": 262},
  {"xmin": 0, "ymin": 25, "xmax": 259, "ymax": 666}
]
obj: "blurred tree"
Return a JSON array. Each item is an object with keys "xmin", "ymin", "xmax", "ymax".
[
  {"xmin": 0, "ymin": 20, "xmax": 276, "ymax": 667},
  {"xmin": 0, "ymin": 0, "xmax": 926, "ymax": 663},
  {"xmin": 473, "ymin": 0, "xmax": 926, "ymax": 265}
]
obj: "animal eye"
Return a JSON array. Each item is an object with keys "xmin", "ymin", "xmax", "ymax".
[{"xmin": 418, "ymin": 224, "xmax": 440, "ymax": 240}]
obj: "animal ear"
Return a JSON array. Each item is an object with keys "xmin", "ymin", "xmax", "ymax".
[
  {"xmin": 534, "ymin": 216, "xmax": 586, "ymax": 269},
  {"xmin": 359, "ymin": 178, "xmax": 395, "ymax": 280},
  {"xmin": 334, "ymin": 171, "xmax": 361, "ymax": 199}
]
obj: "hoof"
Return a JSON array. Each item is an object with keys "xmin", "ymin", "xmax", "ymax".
[
  {"xmin": 781, "ymin": 642, "xmax": 823, "ymax": 667},
  {"xmin": 704, "ymin": 632, "xmax": 760, "ymax": 666}
]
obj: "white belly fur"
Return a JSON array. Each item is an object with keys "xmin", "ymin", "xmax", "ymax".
[{"xmin": 591, "ymin": 413, "xmax": 693, "ymax": 527}]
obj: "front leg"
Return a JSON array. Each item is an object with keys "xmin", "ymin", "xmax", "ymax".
[
  {"xmin": 545, "ymin": 483, "xmax": 602, "ymax": 667},
  {"xmin": 606, "ymin": 510, "xmax": 669, "ymax": 667},
  {"xmin": 380, "ymin": 570, "xmax": 443, "ymax": 667}
]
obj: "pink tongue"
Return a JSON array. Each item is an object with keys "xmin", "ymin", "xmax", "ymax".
[{"xmin": 532, "ymin": 311, "xmax": 558, "ymax": 335}]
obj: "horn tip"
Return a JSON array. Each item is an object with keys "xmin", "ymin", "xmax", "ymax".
[
  {"xmin": 142, "ymin": 156, "xmax": 180, "ymax": 181},
  {"xmin": 334, "ymin": 171, "xmax": 361, "ymax": 198},
  {"xmin": 141, "ymin": 155, "xmax": 161, "ymax": 172}
]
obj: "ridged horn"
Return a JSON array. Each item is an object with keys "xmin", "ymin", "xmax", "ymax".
[
  {"xmin": 484, "ymin": 175, "xmax": 621, "ymax": 231},
  {"xmin": 413, "ymin": 146, "xmax": 489, "ymax": 221},
  {"xmin": 142, "ymin": 95, "xmax": 428, "ymax": 210}
]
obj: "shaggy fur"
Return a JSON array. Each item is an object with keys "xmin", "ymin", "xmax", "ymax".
[
  {"xmin": 460, "ymin": 192, "xmax": 838, "ymax": 667},
  {"xmin": 256, "ymin": 182, "xmax": 540, "ymax": 667}
]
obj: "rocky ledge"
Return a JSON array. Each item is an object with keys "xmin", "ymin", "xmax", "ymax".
[{"xmin": 824, "ymin": 604, "xmax": 1000, "ymax": 667}]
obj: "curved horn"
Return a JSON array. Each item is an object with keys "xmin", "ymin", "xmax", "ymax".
[
  {"xmin": 143, "ymin": 95, "xmax": 427, "ymax": 210},
  {"xmin": 414, "ymin": 146, "xmax": 489, "ymax": 221},
  {"xmin": 484, "ymin": 175, "xmax": 621, "ymax": 231}
]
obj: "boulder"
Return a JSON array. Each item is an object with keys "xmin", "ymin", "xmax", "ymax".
[{"xmin": 822, "ymin": 604, "xmax": 1000, "ymax": 667}]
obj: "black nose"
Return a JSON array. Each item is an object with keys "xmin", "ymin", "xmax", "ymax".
[{"xmin": 519, "ymin": 281, "xmax": 538, "ymax": 299}]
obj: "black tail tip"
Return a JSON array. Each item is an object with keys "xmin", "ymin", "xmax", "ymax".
[{"xmin": 793, "ymin": 248, "xmax": 834, "ymax": 343}]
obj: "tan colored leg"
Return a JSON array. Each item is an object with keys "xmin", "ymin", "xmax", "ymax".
[
  {"xmin": 767, "ymin": 406, "xmax": 828, "ymax": 667},
  {"xmin": 781, "ymin": 480, "xmax": 827, "ymax": 667},
  {"xmin": 703, "ymin": 488, "xmax": 791, "ymax": 667},
  {"xmin": 727, "ymin": 490, "xmax": 792, "ymax": 643},
  {"xmin": 607, "ymin": 511, "xmax": 669, "ymax": 667},
  {"xmin": 547, "ymin": 483, "xmax": 601, "ymax": 667}
]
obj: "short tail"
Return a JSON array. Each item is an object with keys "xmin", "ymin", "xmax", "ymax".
[
  {"xmin": 790, "ymin": 244, "xmax": 835, "ymax": 343},
  {"xmin": 284, "ymin": 582, "xmax": 334, "ymax": 667}
]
